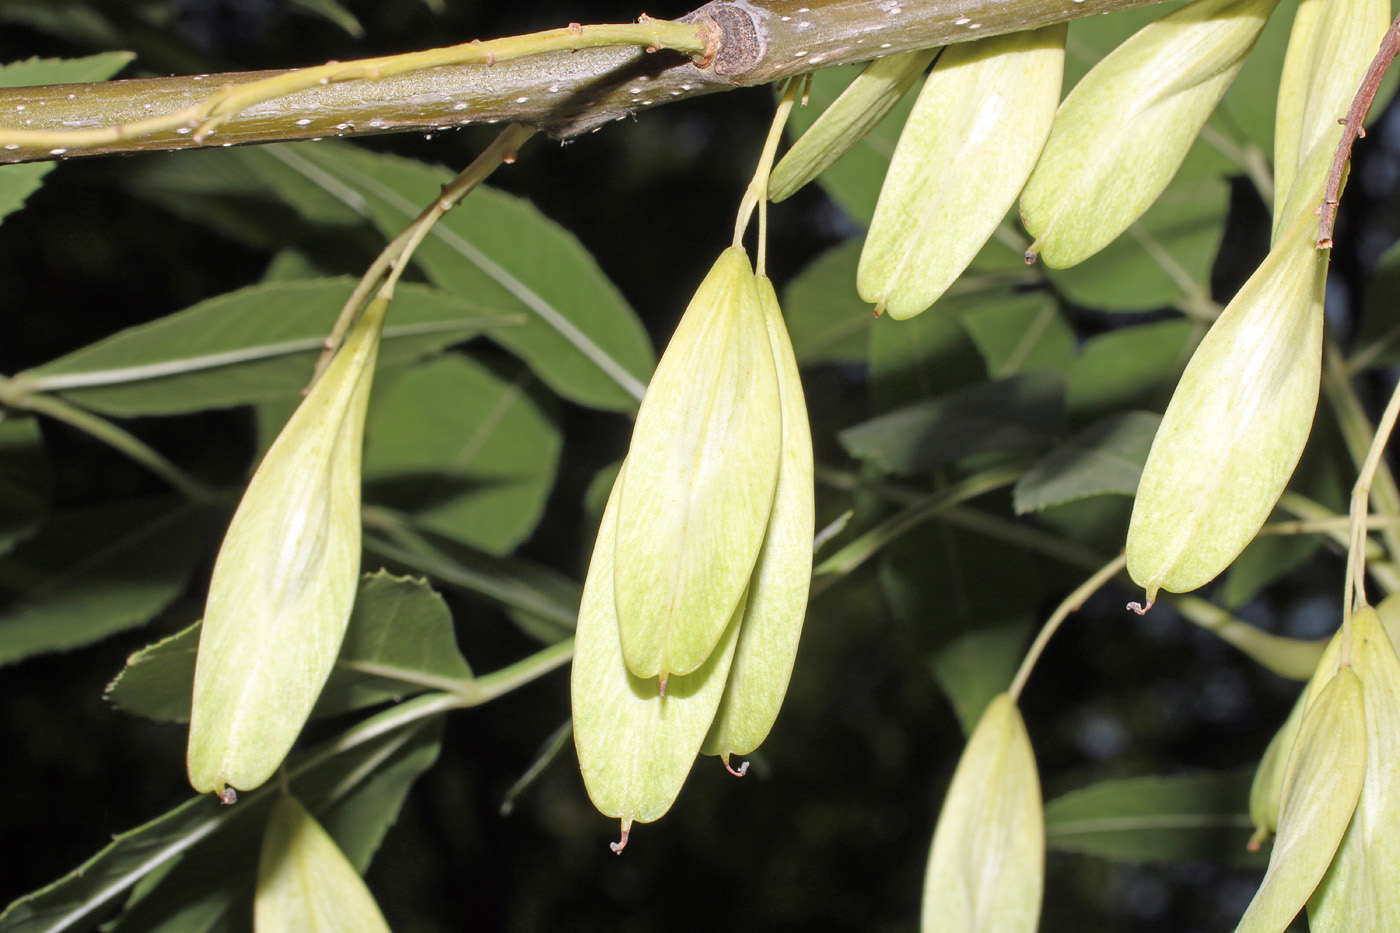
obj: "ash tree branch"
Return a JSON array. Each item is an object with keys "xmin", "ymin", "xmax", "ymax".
[{"xmin": 0, "ymin": 0, "xmax": 1168, "ymax": 165}]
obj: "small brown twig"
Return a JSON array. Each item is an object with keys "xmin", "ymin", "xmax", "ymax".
[{"xmin": 1317, "ymin": 12, "xmax": 1400, "ymax": 249}]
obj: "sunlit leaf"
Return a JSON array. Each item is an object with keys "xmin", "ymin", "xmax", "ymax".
[
  {"xmin": 245, "ymin": 143, "xmax": 655, "ymax": 411},
  {"xmin": 108, "ymin": 573, "xmax": 473, "ymax": 724},
  {"xmin": 21, "ymin": 279, "xmax": 517, "ymax": 416},
  {"xmin": 363, "ymin": 355, "xmax": 560, "ymax": 556}
]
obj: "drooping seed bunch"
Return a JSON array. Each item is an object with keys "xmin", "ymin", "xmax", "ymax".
[
  {"xmin": 1127, "ymin": 0, "xmax": 1387, "ymax": 608},
  {"xmin": 1237, "ymin": 604, "xmax": 1400, "ymax": 931},
  {"xmin": 571, "ymin": 246, "xmax": 814, "ymax": 850},
  {"xmin": 770, "ymin": 0, "xmax": 1390, "ymax": 929}
]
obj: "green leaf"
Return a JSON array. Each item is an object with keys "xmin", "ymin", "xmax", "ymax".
[
  {"xmin": 20, "ymin": 278, "xmax": 518, "ymax": 417},
  {"xmin": 0, "ymin": 497, "xmax": 202, "ymax": 666},
  {"xmin": 1014, "ymin": 410, "xmax": 1160, "ymax": 513},
  {"xmin": 105, "ymin": 622, "xmax": 201, "ymax": 723},
  {"xmin": 0, "ymin": 52, "xmax": 133, "ymax": 89},
  {"xmin": 931, "ymin": 622, "xmax": 1032, "ymax": 736},
  {"xmin": 362, "ymin": 530, "xmax": 578, "ymax": 641},
  {"xmin": 363, "ymin": 355, "xmax": 561, "ymax": 556},
  {"xmin": 107, "ymin": 573, "xmax": 473, "ymax": 724},
  {"xmin": 0, "ymin": 53, "xmax": 133, "ymax": 223},
  {"xmin": 1218, "ymin": 530, "xmax": 1320, "ymax": 610},
  {"xmin": 866, "ymin": 282, "xmax": 1002, "ymax": 412},
  {"xmin": 959, "ymin": 290, "xmax": 1075, "ymax": 379},
  {"xmin": 1045, "ymin": 771, "xmax": 1265, "ymax": 866},
  {"xmin": 840, "ymin": 372, "xmax": 1065, "ymax": 475},
  {"xmin": 880, "ymin": 504, "xmax": 1082, "ymax": 640},
  {"xmin": 254, "ymin": 794, "xmax": 391, "ymax": 933},
  {"xmin": 314, "ymin": 572, "xmax": 473, "ymax": 716},
  {"xmin": 1065, "ymin": 319, "xmax": 1195, "ymax": 419},
  {"xmin": 1355, "ymin": 237, "xmax": 1400, "ymax": 369},
  {"xmin": 119, "ymin": 713, "xmax": 440, "ymax": 933},
  {"xmin": 247, "ymin": 143, "xmax": 655, "ymax": 411},
  {"xmin": 0, "ymin": 697, "xmax": 444, "ymax": 933},
  {"xmin": 0, "ymin": 415, "xmax": 52, "ymax": 555},
  {"xmin": 782, "ymin": 240, "xmax": 873, "ymax": 366}
]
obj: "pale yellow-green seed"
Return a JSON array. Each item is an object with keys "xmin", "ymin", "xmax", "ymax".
[
  {"xmin": 188, "ymin": 298, "xmax": 387, "ymax": 796},
  {"xmin": 702, "ymin": 276, "xmax": 814, "ymax": 763},
  {"xmin": 1021, "ymin": 0, "xmax": 1279, "ymax": 268},
  {"xmin": 613, "ymin": 247, "xmax": 780, "ymax": 683},
  {"xmin": 255, "ymin": 793, "xmax": 392, "ymax": 933},
  {"xmin": 573, "ymin": 463, "xmax": 744, "ymax": 844},
  {"xmin": 1125, "ymin": 214, "xmax": 1326, "ymax": 605},
  {"xmin": 1249, "ymin": 687, "xmax": 1306, "ymax": 848},
  {"xmin": 1234, "ymin": 666, "xmax": 1365, "ymax": 933},
  {"xmin": 1307, "ymin": 608, "xmax": 1400, "ymax": 930},
  {"xmin": 921, "ymin": 694, "xmax": 1043, "ymax": 933},
  {"xmin": 768, "ymin": 48, "xmax": 938, "ymax": 204},
  {"xmin": 858, "ymin": 26, "xmax": 1064, "ymax": 320}
]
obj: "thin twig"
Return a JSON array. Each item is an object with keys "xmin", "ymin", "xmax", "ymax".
[
  {"xmin": 1317, "ymin": 12, "xmax": 1400, "ymax": 249},
  {"xmin": 1008, "ymin": 554, "xmax": 1125, "ymax": 701},
  {"xmin": 308, "ymin": 123, "xmax": 536, "ymax": 386},
  {"xmin": 0, "ymin": 21, "xmax": 706, "ymax": 153}
]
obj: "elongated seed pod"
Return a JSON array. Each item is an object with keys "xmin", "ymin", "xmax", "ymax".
[
  {"xmin": 1235, "ymin": 667, "xmax": 1365, "ymax": 933},
  {"xmin": 613, "ymin": 247, "xmax": 781, "ymax": 684},
  {"xmin": 858, "ymin": 26, "xmax": 1064, "ymax": 320},
  {"xmin": 1307, "ymin": 608, "xmax": 1400, "ymax": 930},
  {"xmin": 1248, "ymin": 688, "xmax": 1305, "ymax": 848},
  {"xmin": 188, "ymin": 297, "xmax": 386, "ymax": 796},
  {"xmin": 768, "ymin": 48, "xmax": 938, "ymax": 203},
  {"xmin": 921, "ymin": 694, "xmax": 1043, "ymax": 933},
  {"xmin": 1125, "ymin": 215, "xmax": 1325, "ymax": 605},
  {"xmin": 573, "ymin": 464, "xmax": 744, "ymax": 844},
  {"xmin": 1021, "ymin": 0, "xmax": 1280, "ymax": 267},
  {"xmin": 702, "ymin": 276, "xmax": 814, "ymax": 763}
]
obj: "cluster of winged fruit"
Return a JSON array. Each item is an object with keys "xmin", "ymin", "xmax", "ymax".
[
  {"xmin": 570, "ymin": 246, "xmax": 814, "ymax": 851},
  {"xmin": 763, "ymin": 0, "xmax": 1394, "ymax": 928}
]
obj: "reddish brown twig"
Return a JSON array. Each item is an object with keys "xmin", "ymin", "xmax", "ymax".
[{"xmin": 1317, "ymin": 12, "xmax": 1400, "ymax": 249}]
